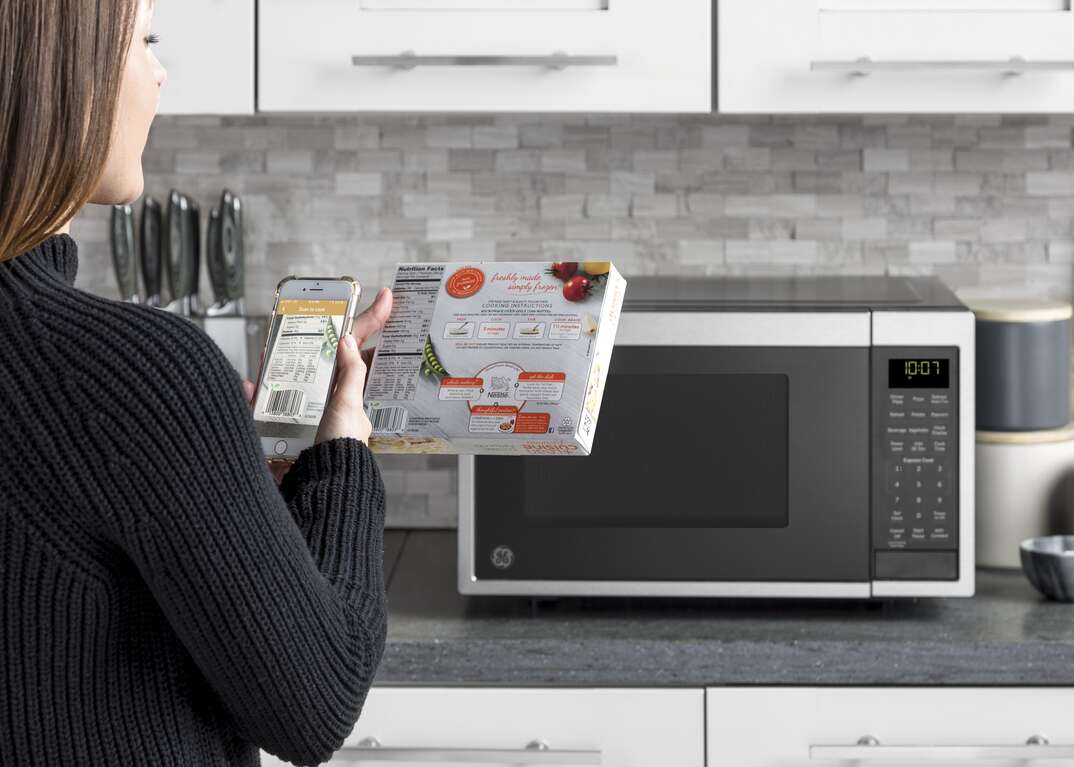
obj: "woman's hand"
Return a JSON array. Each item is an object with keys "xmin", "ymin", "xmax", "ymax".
[
  {"xmin": 242, "ymin": 287, "xmax": 394, "ymax": 482},
  {"xmin": 317, "ymin": 287, "xmax": 393, "ymax": 446}
]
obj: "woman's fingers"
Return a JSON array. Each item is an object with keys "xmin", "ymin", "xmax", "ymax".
[
  {"xmin": 314, "ymin": 332, "xmax": 373, "ymax": 445},
  {"xmin": 351, "ymin": 288, "xmax": 393, "ymax": 344},
  {"xmin": 333, "ymin": 334, "xmax": 368, "ymax": 410},
  {"xmin": 242, "ymin": 379, "xmax": 255, "ymax": 405}
]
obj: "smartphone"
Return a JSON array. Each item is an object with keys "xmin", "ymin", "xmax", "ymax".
[{"xmin": 252, "ymin": 276, "xmax": 361, "ymax": 460}]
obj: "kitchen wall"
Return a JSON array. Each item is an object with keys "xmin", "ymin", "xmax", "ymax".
[{"xmin": 71, "ymin": 112, "xmax": 1074, "ymax": 527}]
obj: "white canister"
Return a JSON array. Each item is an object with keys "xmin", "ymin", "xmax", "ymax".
[{"xmin": 976, "ymin": 425, "xmax": 1074, "ymax": 569}]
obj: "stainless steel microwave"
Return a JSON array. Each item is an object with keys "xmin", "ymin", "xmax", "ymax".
[{"xmin": 458, "ymin": 276, "xmax": 975, "ymax": 599}]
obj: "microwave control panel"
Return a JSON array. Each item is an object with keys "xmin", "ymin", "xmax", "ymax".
[{"xmin": 872, "ymin": 347, "xmax": 960, "ymax": 581}]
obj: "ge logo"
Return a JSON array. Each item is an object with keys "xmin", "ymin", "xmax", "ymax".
[{"xmin": 491, "ymin": 546, "xmax": 515, "ymax": 570}]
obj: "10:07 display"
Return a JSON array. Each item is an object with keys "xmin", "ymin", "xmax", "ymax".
[{"xmin": 888, "ymin": 358, "xmax": 950, "ymax": 389}]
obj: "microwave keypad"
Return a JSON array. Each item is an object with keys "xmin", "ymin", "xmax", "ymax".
[{"xmin": 882, "ymin": 391, "xmax": 957, "ymax": 551}]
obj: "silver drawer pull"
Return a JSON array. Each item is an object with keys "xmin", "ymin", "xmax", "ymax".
[
  {"xmin": 812, "ymin": 56, "xmax": 1074, "ymax": 75},
  {"xmin": 811, "ymin": 734, "xmax": 1074, "ymax": 760},
  {"xmin": 334, "ymin": 737, "xmax": 603, "ymax": 764},
  {"xmin": 351, "ymin": 50, "xmax": 617, "ymax": 69}
]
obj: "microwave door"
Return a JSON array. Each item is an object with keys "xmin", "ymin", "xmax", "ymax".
[{"xmin": 469, "ymin": 345, "xmax": 871, "ymax": 588}]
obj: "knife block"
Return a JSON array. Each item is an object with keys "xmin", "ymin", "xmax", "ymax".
[{"xmin": 200, "ymin": 316, "xmax": 254, "ymax": 380}]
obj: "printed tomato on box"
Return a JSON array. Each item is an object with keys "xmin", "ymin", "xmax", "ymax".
[{"xmin": 364, "ymin": 261, "xmax": 627, "ymax": 456}]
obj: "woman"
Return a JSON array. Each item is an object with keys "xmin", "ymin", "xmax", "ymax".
[{"xmin": 0, "ymin": 2, "xmax": 392, "ymax": 765}]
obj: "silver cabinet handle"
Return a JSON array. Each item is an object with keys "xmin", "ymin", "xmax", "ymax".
[
  {"xmin": 334, "ymin": 737, "xmax": 602, "ymax": 764},
  {"xmin": 811, "ymin": 734, "xmax": 1074, "ymax": 760},
  {"xmin": 351, "ymin": 50, "xmax": 617, "ymax": 69},
  {"xmin": 812, "ymin": 56, "xmax": 1074, "ymax": 75}
]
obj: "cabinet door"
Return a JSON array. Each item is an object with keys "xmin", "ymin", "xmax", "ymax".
[
  {"xmin": 153, "ymin": 0, "xmax": 254, "ymax": 115},
  {"xmin": 262, "ymin": 687, "xmax": 704, "ymax": 766},
  {"xmin": 259, "ymin": 0, "xmax": 711, "ymax": 112},
  {"xmin": 720, "ymin": 0, "xmax": 1074, "ymax": 113},
  {"xmin": 708, "ymin": 687, "xmax": 1074, "ymax": 766}
]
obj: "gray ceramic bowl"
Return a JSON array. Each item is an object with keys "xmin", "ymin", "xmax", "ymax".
[{"xmin": 1021, "ymin": 536, "xmax": 1074, "ymax": 601}]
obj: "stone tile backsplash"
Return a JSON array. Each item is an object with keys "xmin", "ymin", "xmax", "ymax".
[{"xmin": 70, "ymin": 113, "xmax": 1074, "ymax": 527}]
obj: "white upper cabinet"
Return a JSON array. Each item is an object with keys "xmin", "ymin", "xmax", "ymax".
[
  {"xmin": 258, "ymin": 0, "xmax": 711, "ymax": 112},
  {"xmin": 154, "ymin": 0, "xmax": 255, "ymax": 115},
  {"xmin": 720, "ymin": 0, "xmax": 1074, "ymax": 112}
]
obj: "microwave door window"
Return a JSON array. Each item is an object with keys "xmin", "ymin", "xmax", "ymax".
[{"xmin": 521, "ymin": 371, "xmax": 789, "ymax": 529}]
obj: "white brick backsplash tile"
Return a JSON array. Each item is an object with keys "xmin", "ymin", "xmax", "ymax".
[
  {"xmin": 843, "ymin": 218, "xmax": 888, "ymax": 240},
  {"xmin": 686, "ymin": 193, "xmax": 725, "ymax": 216},
  {"xmin": 176, "ymin": 151, "xmax": 222, "ymax": 174},
  {"xmin": 1028, "ymin": 172, "xmax": 1074, "ymax": 195},
  {"xmin": 909, "ymin": 241, "xmax": 958, "ymax": 264},
  {"xmin": 864, "ymin": 149, "xmax": 910, "ymax": 173},
  {"xmin": 403, "ymin": 150, "xmax": 449, "ymax": 172},
  {"xmin": 473, "ymin": 125, "xmax": 520, "ymax": 149},
  {"xmin": 726, "ymin": 240, "xmax": 818, "ymax": 264},
  {"xmin": 677, "ymin": 240, "xmax": 725, "ymax": 264},
  {"xmin": 633, "ymin": 150, "xmax": 679, "ymax": 173},
  {"xmin": 935, "ymin": 218, "xmax": 982, "ymax": 240},
  {"xmin": 426, "ymin": 173, "xmax": 473, "ymax": 195},
  {"xmin": 427, "ymin": 218, "xmax": 473, "ymax": 241},
  {"xmin": 1047, "ymin": 241, "xmax": 1074, "ymax": 263},
  {"xmin": 724, "ymin": 147, "xmax": 772, "ymax": 171},
  {"xmin": 794, "ymin": 125, "xmax": 841, "ymax": 151},
  {"xmin": 539, "ymin": 195, "xmax": 586, "ymax": 220},
  {"xmin": 427, "ymin": 126, "xmax": 473, "ymax": 148},
  {"xmin": 1028, "ymin": 125, "xmax": 1073, "ymax": 149},
  {"xmin": 541, "ymin": 150, "xmax": 587, "ymax": 173},
  {"xmin": 333, "ymin": 124, "xmax": 379, "ymax": 150},
  {"xmin": 795, "ymin": 219, "xmax": 843, "ymax": 241},
  {"xmin": 402, "ymin": 193, "xmax": 448, "ymax": 219},
  {"xmin": 611, "ymin": 172, "xmax": 655, "ymax": 197},
  {"xmin": 702, "ymin": 125, "xmax": 749, "ymax": 147},
  {"xmin": 981, "ymin": 218, "xmax": 1028, "ymax": 243},
  {"xmin": 335, "ymin": 173, "xmax": 382, "ymax": 196},
  {"xmin": 726, "ymin": 195, "xmax": 816, "ymax": 218},
  {"xmin": 585, "ymin": 195, "xmax": 630, "ymax": 218},
  {"xmin": 631, "ymin": 194, "xmax": 680, "ymax": 218}
]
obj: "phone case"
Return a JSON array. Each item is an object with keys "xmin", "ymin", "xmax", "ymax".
[{"xmin": 254, "ymin": 275, "xmax": 362, "ymax": 462}]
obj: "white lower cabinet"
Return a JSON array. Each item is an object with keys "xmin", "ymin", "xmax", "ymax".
[
  {"xmin": 261, "ymin": 687, "xmax": 704, "ymax": 766},
  {"xmin": 707, "ymin": 688, "xmax": 1074, "ymax": 766}
]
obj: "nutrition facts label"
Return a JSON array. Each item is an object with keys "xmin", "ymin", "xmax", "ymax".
[{"xmin": 366, "ymin": 264, "xmax": 445, "ymax": 402}]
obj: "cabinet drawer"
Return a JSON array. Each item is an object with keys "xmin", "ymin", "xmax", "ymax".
[
  {"xmin": 153, "ymin": 0, "xmax": 254, "ymax": 115},
  {"xmin": 263, "ymin": 687, "xmax": 703, "ymax": 766},
  {"xmin": 707, "ymin": 687, "xmax": 1074, "ymax": 766},
  {"xmin": 720, "ymin": 0, "xmax": 1074, "ymax": 112},
  {"xmin": 259, "ymin": 0, "xmax": 710, "ymax": 112}
]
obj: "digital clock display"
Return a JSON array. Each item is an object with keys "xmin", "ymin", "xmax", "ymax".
[{"xmin": 889, "ymin": 358, "xmax": 950, "ymax": 389}]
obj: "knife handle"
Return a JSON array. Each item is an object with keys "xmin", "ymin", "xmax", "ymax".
[
  {"xmin": 166, "ymin": 190, "xmax": 188, "ymax": 305},
  {"xmin": 110, "ymin": 205, "xmax": 137, "ymax": 302},
  {"xmin": 220, "ymin": 189, "xmax": 245, "ymax": 305},
  {"xmin": 184, "ymin": 198, "xmax": 201, "ymax": 313},
  {"xmin": 140, "ymin": 197, "xmax": 162, "ymax": 306},
  {"xmin": 206, "ymin": 206, "xmax": 227, "ymax": 301}
]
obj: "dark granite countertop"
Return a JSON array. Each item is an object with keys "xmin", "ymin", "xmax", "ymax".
[{"xmin": 376, "ymin": 531, "xmax": 1074, "ymax": 687}]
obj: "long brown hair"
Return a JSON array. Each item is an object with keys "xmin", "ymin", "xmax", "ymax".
[{"xmin": 0, "ymin": 0, "xmax": 137, "ymax": 262}]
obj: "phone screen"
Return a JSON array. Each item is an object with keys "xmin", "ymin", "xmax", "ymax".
[{"xmin": 254, "ymin": 298, "xmax": 347, "ymax": 427}]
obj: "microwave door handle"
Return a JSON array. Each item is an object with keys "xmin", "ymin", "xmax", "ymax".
[
  {"xmin": 810, "ymin": 735, "xmax": 1072, "ymax": 761},
  {"xmin": 336, "ymin": 738, "xmax": 603, "ymax": 764}
]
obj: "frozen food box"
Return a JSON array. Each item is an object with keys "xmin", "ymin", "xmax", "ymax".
[{"xmin": 365, "ymin": 261, "xmax": 627, "ymax": 455}]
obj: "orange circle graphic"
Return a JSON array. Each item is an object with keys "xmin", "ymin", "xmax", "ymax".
[{"xmin": 446, "ymin": 267, "xmax": 485, "ymax": 299}]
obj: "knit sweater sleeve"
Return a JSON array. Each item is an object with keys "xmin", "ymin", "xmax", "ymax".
[{"xmin": 98, "ymin": 310, "xmax": 386, "ymax": 767}]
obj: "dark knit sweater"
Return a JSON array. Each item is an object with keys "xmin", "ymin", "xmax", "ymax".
[{"xmin": 0, "ymin": 235, "xmax": 387, "ymax": 767}]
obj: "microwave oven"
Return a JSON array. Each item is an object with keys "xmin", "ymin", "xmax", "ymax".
[{"xmin": 458, "ymin": 276, "xmax": 975, "ymax": 599}]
